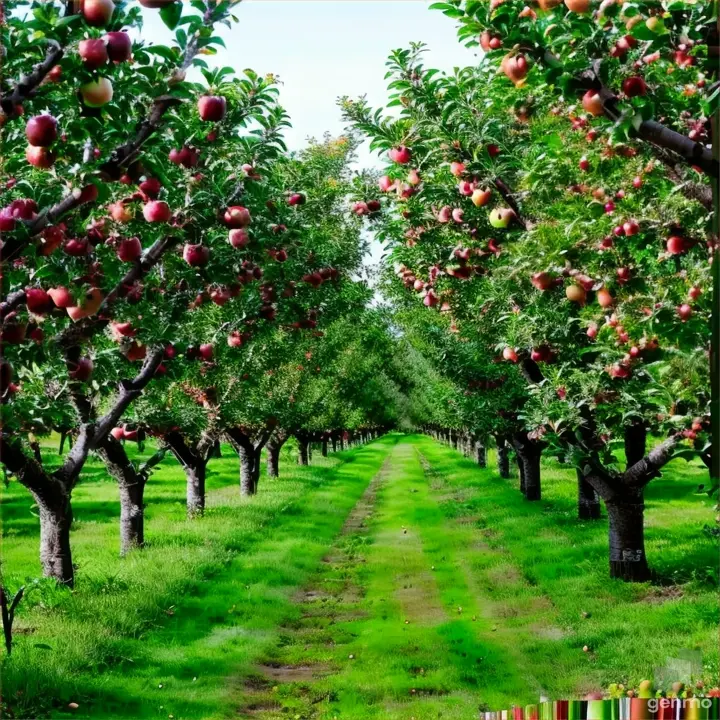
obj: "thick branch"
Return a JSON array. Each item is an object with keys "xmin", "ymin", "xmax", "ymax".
[
  {"xmin": 0, "ymin": 40, "xmax": 64, "ymax": 118},
  {"xmin": 622, "ymin": 435, "xmax": 682, "ymax": 489},
  {"xmin": 163, "ymin": 431, "xmax": 200, "ymax": 468},
  {"xmin": 519, "ymin": 358, "xmax": 544, "ymax": 384},
  {"xmin": 0, "ymin": 290, "xmax": 27, "ymax": 322}
]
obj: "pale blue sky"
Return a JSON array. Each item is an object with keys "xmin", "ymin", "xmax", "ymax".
[{"xmin": 143, "ymin": 1, "xmax": 476, "ymax": 166}]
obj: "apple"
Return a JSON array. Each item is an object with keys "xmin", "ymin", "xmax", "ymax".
[
  {"xmin": 48, "ymin": 64, "xmax": 62, "ymax": 82},
  {"xmin": 68, "ymin": 357, "xmax": 93, "ymax": 382},
  {"xmin": 389, "ymin": 146, "xmax": 411, "ymax": 164},
  {"xmin": 183, "ymin": 243, "xmax": 210, "ymax": 267},
  {"xmin": 604, "ymin": 202, "xmax": 615, "ymax": 214},
  {"xmin": 169, "ymin": 146, "xmax": 199, "ymax": 168},
  {"xmin": 110, "ymin": 321, "xmax": 135, "ymax": 338},
  {"xmin": 587, "ymin": 323, "xmax": 598, "ymax": 339},
  {"xmin": 609, "ymin": 363, "xmax": 631, "ymax": 379},
  {"xmin": 489, "ymin": 208, "xmax": 514, "ymax": 228},
  {"xmin": 199, "ymin": 343, "xmax": 214, "ymax": 361},
  {"xmin": 63, "ymin": 237, "xmax": 89, "ymax": 256},
  {"xmin": 407, "ymin": 169, "xmax": 421, "ymax": 186},
  {"xmin": 597, "ymin": 287, "xmax": 614, "ymax": 308},
  {"xmin": 566, "ymin": 284, "xmax": 587, "ymax": 304},
  {"xmin": 502, "ymin": 347, "xmax": 519, "ymax": 363},
  {"xmin": 80, "ymin": 77, "xmax": 113, "ymax": 107},
  {"xmin": 666, "ymin": 235, "xmax": 686, "ymax": 254},
  {"xmin": 143, "ymin": 200, "xmax": 171, "ymax": 223},
  {"xmin": 378, "ymin": 175, "xmax": 394, "ymax": 192},
  {"xmin": 353, "ymin": 201, "xmax": 369, "ymax": 216},
  {"xmin": 81, "ymin": 0, "xmax": 115, "ymax": 26},
  {"xmin": 26, "ymin": 145, "xmax": 55, "ymax": 169},
  {"xmin": 674, "ymin": 49, "xmax": 694, "ymax": 68},
  {"xmin": 458, "ymin": 180, "xmax": 473, "ymax": 196},
  {"xmin": 117, "ymin": 236, "xmax": 142, "ymax": 262},
  {"xmin": 452, "ymin": 208, "xmax": 464, "ymax": 223},
  {"xmin": 288, "ymin": 192, "xmax": 306, "ymax": 206},
  {"xmin": 105, "ymin": 31, "xmax": 132, "ymax": 62},
  {"xmin": 616, "ymin": 267, "xmax": 631, "ymax": 284},
  {"xmin": 501, "ymin": 53, "xmax": 529, "ymax": 86},
  {"xmin": 139, "ymin": 177, "xmax": 161, "ymax": 198},
  {"xmin": 367, "ymin": 199, "xmax": 381, "ymax": 213},
  {"xmin": 436, "ymin": 206, "xmax": 451, "ymax": 223},
  {"xmin": 210, "ymin": 287, "xmax": 231, "ymax": 306},
  {"xmin": 471, "ymin": 188, "xmax": 491, "ymax": 207},
  {"xmin": 677, "ymin": 304, "xmax": 692, "ymax": 321},
  {"xmin": 622, "ymin": 220, "xmax": 639, "ymax": 236},
  {"xmin": 688, "ymin": 286, "xmax": 702, "ymax": 300},
  {"xmin": 537, "ymin": 0, "xmax": 562, "ymax": 8},
  {"xmin": 48, "ymin": 286, "xmax": 74, "ymax": 308},
  {"xmin": 224, "ymin": 205, "xmax": 251, "ymax": 228},
  {"xmin": 79, "ymin": 38, "xmax": 108, "ymax": 69},
  {"xmin": 423, "ymin": 289, "xmax": 439, "ymax": 307},
  {"xmin": 23, "ymin": 287, "xmax": 52, "ymax": 316},
  {"xmin": 579, "ymin": 156, "xmax": 590, "ymax": 171},
  {"xmin": 487, "ymin": 144, "xmax": 500, "ymax": 158},
  {"xmin": 198, "ymin": 95, "xmax": 227, "ymax": 122},
  {"xmin": 25, "ymin": 114, "xmax": 58, "ymax": 146},
  {"xmin": 110, "ymin": 427, "xmax": 125, "ymax": 441},
  {"xmin": 622, "ymin": 76, "xmax": 647, "ymax": 97},
  {"xmin": 565, "ymin": 0, "xmax": 590, "ymax": 11},
  {"xmin": 228, "ymin": 229, "xmax": 250, "ymax": 248},
  {"xmin": 273, "ymin": 248, "xmax": 288, "ymax": 262},
  {"xmin": 450, "ymin": 161, "xmax": 465, "ymax": 177},
  {"xmin": 109, "ymin": 201, "xmax": 133, "ymax": 223},
  {"xmin": 582, "ymin": 90, "xmax": 604, "ymax": 117},
  {"xmin": 531, "ymin": 272, "xmax": 554, "ymax": 291}
]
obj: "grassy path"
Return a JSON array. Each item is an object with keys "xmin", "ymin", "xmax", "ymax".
[{"xmin": 3, "ymin": 434, "xmax": 716, "ymax": 719}]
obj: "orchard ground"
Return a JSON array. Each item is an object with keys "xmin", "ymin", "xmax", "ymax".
[{"xmin": 2, "ymin": 434, "xmax": 717, "ymax": 719}]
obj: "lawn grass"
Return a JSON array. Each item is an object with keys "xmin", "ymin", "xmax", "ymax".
[{"xmin": 1, "ymin": 433, "xmax": 717, "ymax": 719}]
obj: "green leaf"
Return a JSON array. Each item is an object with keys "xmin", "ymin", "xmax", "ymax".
[{"xmin": 160, "ymin": 1, "xmax": 183, "ymax": 30}]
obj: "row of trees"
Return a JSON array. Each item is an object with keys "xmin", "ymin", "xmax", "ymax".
[
  {"xmin": 0, "ymin": 0, "xmax": 404, "ymax": 588},
  {"xmin": 343, "ymin": 0, "xmax": 717, "ymax": 581}
]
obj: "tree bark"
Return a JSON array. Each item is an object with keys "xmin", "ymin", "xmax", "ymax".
[
  {"xmin": 496, "ymin": 437, "xmax": 510, "ymax": 479},
  {"xmin": 476, "ymin": 441, "xmax": 487, "ymax": 468},
  {"xmin": 39, "ymin": 499, "xmax": 74, "ymax": 587},
  {"xmin": 577, "ymin": 469, "xmax": 601, "ymax": 520},
  {"xmin": 624, "ymin": 422, "xmax": 648, "ymax": 471},
  {"xmin": 163, "ymin": 432, "xmax": 212, "ymax": 518},
  {"xmin": 185, "ymin": 462, "xmax": 206, "ymax": 517},
  {"xmin": 297, "ymin": 438, "xmax": 309, "ymax": 465},
  {"xmin": 513, "ymin": 433, "xmax": 542, "ymax": 501},
  {"xmin": 606, "ymin": 495, "xmax": 651, "ymax": 582},
  {"xmin": 331, "ymin": 436, "xmax": 337, "ymax": 452},
  {"xmin": 239, "ymin": 444, "xmax": 260, "ymax": 496},
  {"xmin": 321, "ymin": 437, "xmax": 328, "ymax": 457},
  {"xmin": 267, "ymin": 444, "xmax": 280, "ymax": 478}
]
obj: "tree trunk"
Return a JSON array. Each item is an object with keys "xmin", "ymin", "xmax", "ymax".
[
  {"xmin": 331, "ymin": 436, "xmax": 337, "ymax": 452},
  {"xmin": 239, "ymin": 445, "xmax": 260, "ymax": 496},
  {"xmin": 39, "ymin": 499, "xmax": 74, "ymax": 587},
  {"xmin": 606, "ymin": 495, "xmax": 651, "ymax": 582},
  {"xmin": 496, "ymin": 438, "xmax": 510, "ymax": 479},
  {"xmin": 516, "ymin": 452, "xmax": 526, "ymax": 494},
  {"xmin": 339, "ymin": 435, "xmax": 345, "ymax": 451},
  {"xmin": 267, "ymin": 444, "xmax": 280, "ymax": 478},
  {"xmin": 321, "ymin": 438, "xmax": 328, "ymax": 457},
  {"xmin": 476, "ymin": 442, "xmax": 487, "ymax": 468},
  {"xmin": 185, "ymin": 462, "xmax": 206, "ymax": 517},
  {"xmin": 624, "ymin": 422, "xmax": 647, "ymax": 471},
  {"xmin": 297, "ymin": 438, "xmax": 309, "ymax": 465},
  {"xmin": 577, "ymin": 469, "xmax": 601, "ymax": 520},
  {"xmin": 513, "ymin": 434, "xmax": 542, "ymax": 501}
]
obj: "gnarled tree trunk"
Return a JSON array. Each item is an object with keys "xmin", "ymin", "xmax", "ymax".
[
  {"xmin": 331, "ymin": 435, "xmax": 337, "ymax": 452},
  {"xmin": 163, "ymin": 431, "xmax": 214, "ymax": 518},
  {"xmin": 265, "ymin": 429, "xmax": 289, "ymax": 479},
  {"xmin": 321, "ymin": 437, "xmax": 328, "ymax": 457},
  {"xmin": 476, "ymin": 441, "xmax": 487, "ymax": 468},
  {"xmin": 238, "ymin": 444, "xmax": 261, "ymax": 496},
  {"xmin": 297, "ymin": 436, "xmax": 309, "ymax": 465},
  {"xmin": 39, "ymin": 497, "xmax": 74, "ymax": 587}
]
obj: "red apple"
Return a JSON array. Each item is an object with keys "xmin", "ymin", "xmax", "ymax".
[
  {"xmin": 105, "ymin": 31, "xmax": 132, "ymax": 62},
  {"xmin": 677, "ymin": 304, "xmax": 692, "ymax": 321},
  {"xmin": 471, "ymin": 188, "xmax": 491, "ymax": 207},
  {"xmin": 502, "ymin": 347, "xmax": 519, "ymax": 363},
  {"xmin": 407, "ymin": 169, "xmax": 421, "ymax": 186},
  {"xmin": 367, "ymin": 199, "xmax": 381, "ymax": 213},
  {"xmin": 622, "ymin": 76, "xmax": 647, "ymax": 97},
  {"xmin": 81, "ymin": 0, "xmax": 115, "ymax": 26},
  {"xmin": 597, "ymin": 287, "xmax": 614, "ymax": 308},
  {"xmin": 389, "ymin": 146, "xmax": 411, "ymax": 164},
  {"xmin": 623, "ymin": 220, "xmax": 639, "ymax": 236},
  {"xmin": 587, "ymin": 323, "xmax": 598, "ymax": 339},
  {"xmin": 110, "ymin": 427, "xmax": 125, "ymax": 440},
  {"xmin": 79, "ymin": 38, "xmax": 108, "ymax": 69},
  {"xmin": 26, "ymin": 145, "xmax": 55, "ymax": 169},
  {"xmin": 565, "ymin": 0, "xmax": 590, "ymax": 12},
  {"xmin": 616, "ymin": 267, "xmax": 631, "ymax": 284},
  {"xmin": 198, "ymin": 95, "xmax": 227, "ymax": 122},
  {"xmin": 69, "ymin": 357, "xmax": 94, "ymax": 382},
  {"xmin": 48, "ymin": 286, "xmax": 74, "ymax": 308},
  {"xmin": 25, "ymin": 287, "xmax": 52, "ymax": 315},
  {"xmin": 288, "ymin": 192, "xmax": 306, "ymax": 206},
  {"xmin": 531, "ymin": 272, "xmax": 554, "ymax": 291},
  {"xmin": 688, "ymin": 286, "xmax": 702, "ymax": 300},
  {"xmin": 110, "ymin": 321, "xmax": 135, "ymax": 338},
  {"xmin": 579, "ymin": 156, "xmax": 590, "ymax": 172},
  {"xmin": 582, "ymin": 90, "xmax": 604, "ymax": 117},
  {"xmin": 63, "ymin": 237, "xmax": 89, "ymax": 256},
  {"xmin": 199, "ymin": 343, "xmax": 214, "ymax": 361},
  {"xmin": 117, "ymin": 236, "xmax": 142, "ymax": 262},
  {"xmin": 210, "ymin": 287, "xmax": 231, "ymax": 306},
  {"xmin": 139, "ymin": 177, "xmax": 162, "ymax": 198},
  {"xmin": 80, "ymin": 77, "xmax": 113, "ymax": 107},
  {"xmin": 378, "ymin": 175, "xmax": 394, "ymax": 192},
  {"xmin": 224, "ymin": 205, "xmax": 252, "ymax": 228},
  {"xmin": 632, "ymin": 175, "xmax": 643, "ymax": 189},
  {"xmin": 666, "ymin": 236, "xmax": 685, "ymax": 254},
  {"xmin": 423, "ymin": 289, "xmax": 439, "ymax": 307},
  {"xmin": 501, "ymin": 53, "xmax": 529, "ymax": 86},
  {"xmin": 109, "ymin": 201, "xmax": 133, "ymax": 223},
  {"xmin": 25, "ymin": 114, "xmax": 58, "ymax": 147},
  {"xmin": 450, "ymin": 161, "xmax": 465, "ymax": 177},
  {"xmin": 183, "ymin": 243, "xmax": 209, "ymax": 266},
  {"xmin": 566, "ymin": 284, "xmax": 587, "ymax": 304},
  {"xmin": 143, "ymin": 200, "xmax": 171, "ymax": 223}
]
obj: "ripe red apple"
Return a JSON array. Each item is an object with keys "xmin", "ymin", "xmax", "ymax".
[
  {"xmin": 579, "ymin": 156, "xmax": 590, "ymax": 172},
  {"xmin": 48, "ymin": 64, "xmax": 62, "ymax": 82},
  {"xmin": 616, "ymin": 267, "xmax": 631, "ymax": 284},
  {"xmin": 407, "ymin": 169, "xmax": 421, "ymax": 186},
  {"xmin": 565, "ymin": 0, "xmax": 590, "ymax": 12},
  {"xmin": 353, "ymin": 201, "xmax": 369, "ymax": 216},
  {"xmin": 109, "ymin": 201, "xmax": 133, "ymax": 223},
  {"xmin": 389, "ymin": 146, "xmax": 411, "ymax": 164},
  {"xmin": 143, "ymin": 200, "xmax": 171, "ymax": 223},
  {"xmin": 623, "ymin": 220, "xmax": 639, "ymax": 236},
  {"xmin": 183, "ymin": 243, "xmax": 209, "ymax": 266},
  {"xmin": 502, "ymin": 347, "xmax": 519, "ymax": 363},
  {"xmin": 25, "ymin": 114, "xmax": 58, "ymax": 147},
  {"xmin": 110, "ymin": 321, "xmax": 135, "ymax": 338},
  {"xmin": 110, "ymin": 427, "xmax": 125, "ymax": 441},
  {"xmin": 169, "ymin": 145, "xmax": 199, "ymax": 168},
  {"xmin": 63, "ymin": 237, "xmax": 89, "ymax": 256},
  {"xmin": 471, "ymin": 188, "xmax": 491, "ymax": 207},
  {"xmin": 198, "ymin": 95, "xmax": 227, "ymax": 122},
  {"xmin": 566, "ymin": 284, "xmax": 587, "ymax": 304},
  {"xmin": 582, "ymin": 91, "xmax": 604, "ymax": 117},
  {"xmin": 423, "ymin": 289, "xmax": 439, "ymax": 307},
  {"xmin": 80, "ymin": 77, "xmax": 113, "ymax": 107},
  {"xmin": 531, "ymin": 272, "xmax": 554, "ymax": 291},
  {"xmin": 273, "ymin": 248, "xmax": 288, "ymax": 263},
  {"xmin": 227, "ymin": 229, "xmax": 250, "ymax": 249},
  {"xmin": 79, "ymin": 38, "xmax": 108, "ymax": 69},
  {"xmin": 677, "ymin": 304, "xmax": 692, "ymax": 321},
  {"xmin": 199, "ymin": 343, "xmax": 214, "ymax": 361},
  {"xmin": 587, "ymin": 323, "xmax": 598, "ymax": 339},
  {"xmin": 81, "ymin": 0, "xmax": 115, "ymax": 26},
  {"xmin": 123, "ymin": 427, "xmax": 139, "ymax": 441},
  {"xmin": 604, "ymin": 201, "xmax": 615, "ymax": 214},
  {"xmin": 450, "ymin": 161, "xmax": 465, "ymax": 177},
  {"xmin": 105, "ymin": 31, "xmax": 131, "ymax": 62},
  {"xmin": 26, "ymin": 145, "xmax": 55, "ymax": 169},
  {"xmin": 48, "ymin": 286, "xmax": 74, "ymax": 308},
  {"xmin": 288, "ymin": 192, "xmax": 306, "ymax": 206},
  {"xmin": 227, "ymin": 331, "xmax": 245, "ymax": 348},
  {"xmin": 210, "ymin": 287, "xmax": 231, "ymax": 306},
  {"xmin": 224, "ymin": 205, "xmax": 252, "ymax": 228},
  {"xmin": 501, "ymin": 53, "xmax": 529, "ymax": 86},
  {"xmin": 117, "ymin": 236, "xmax": 142, "ymax": 262},
  {"xmin": 688, "ymin": 286, "xmax": 702, "ymax": 300},
  {"xmin": 25, "ymin": 287, "xmax": 52, "ymax": 315},
  {"xmin": 378, "ymin": 175, "xmax": 394, "ymax": 192},
  {"xmin": 452, "ymin": 208, "xmax": 464, "ymax": 223},
  {"xmin": 69, "ymin": 357, "xmax": 94, "ymax": 382},
  {"xmin": 667, "ymin": 236, "xmax": 685, "ymax": 254},
  {"xmin": 622, "ymin": 76, "xmax": 647, "ymax": 97},
  {"xmin": 139, "ymin": 177, "xmax": 161, "ymax": 198}
]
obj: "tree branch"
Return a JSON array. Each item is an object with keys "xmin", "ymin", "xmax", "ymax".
[
  {"xmin": 622, "ymin": 435, "xmax": 683, "ymax": 489},
  {"xmin": 0, "ymin": 290, "xmax": 27, "ymax": 322}
]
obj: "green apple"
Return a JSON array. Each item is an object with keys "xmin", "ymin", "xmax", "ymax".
[{"xmin": 489, "ymin": 207, "xmax": 514, "ymax": 229}]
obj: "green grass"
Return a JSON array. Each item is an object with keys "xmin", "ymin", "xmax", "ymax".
[{"xmin": 1, "ymin": 434, "xmax": 717, "ymax": 719}]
